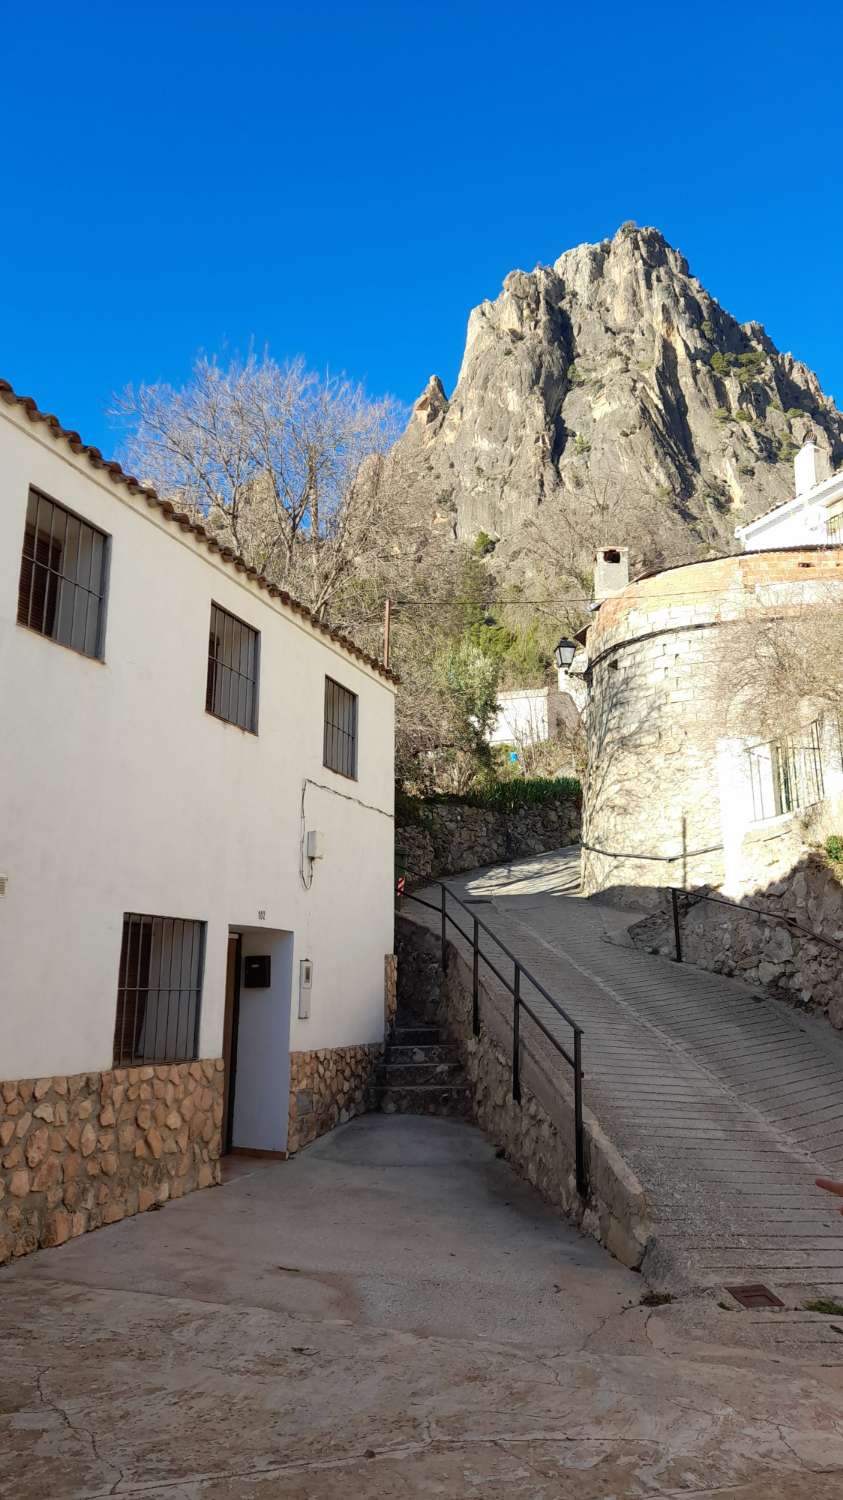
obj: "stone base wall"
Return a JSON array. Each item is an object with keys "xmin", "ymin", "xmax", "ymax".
[
  {"xmin": 397, "ymin": 915, "xmax": 650, "ymax": 1270},
  {"xmin": 0, "ymin": 1060, "xmax": 223, "ymax": 1265},
  {"xmin": 630, "ymin": 853, "xmax": 843, "ymax": 1029},
  {"xmin": 384, "ymin": 953, "xmax": 398, "ymax": 1033},
  {"xmin": 288, "ymin": 1044, "xmax": 383, "ymax": 1152},
  {"xmin": 397, "ymin": 796, "xmax": 581, "ymax": 883}
]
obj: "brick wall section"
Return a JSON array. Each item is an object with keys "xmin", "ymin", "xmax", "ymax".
[
  {"xmin": 0, "ymin": 1059, "xmax": 223, "ymax": 1265},
  {"xmin": 288, "ymin": 1044, "xmax": 383, "ymax": 1152}
]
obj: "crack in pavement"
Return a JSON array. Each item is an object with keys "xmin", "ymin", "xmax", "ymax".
[{"xmin": 33, "ymin": 1366, "xmax": 125, "ymax": 1495}]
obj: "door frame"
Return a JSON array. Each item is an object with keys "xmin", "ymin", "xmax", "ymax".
[{"xmin": 222, "ymin": 932, "xmax": 242, "ymax": 1155}]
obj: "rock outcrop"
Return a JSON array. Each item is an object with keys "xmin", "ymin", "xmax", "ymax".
[{"xmin": 384, "ymin": 223, "xmax": 843, "ymax": 568}]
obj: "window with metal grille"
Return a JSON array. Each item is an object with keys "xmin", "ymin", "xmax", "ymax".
[
  {"xmin": 16, "ymin": 488, "xmax": 107, "ymax": 658},
  {"xmin": 114, "ymin": 914, "xmax": 205, "ymax": 1066},
  {"xmin": 323, "ymin": 676, "xmax": 358, "ymax": 778},
  {"xmin": 828, "ymin": 512, "xmax": 843, "ymax": 541},
  {"xmin": 206, "ymin": 603, "xmax": 259, "ymax": 732},
  {"xmin": 748, "ymin": 720, "xmax": 824, "ymax": 821}
]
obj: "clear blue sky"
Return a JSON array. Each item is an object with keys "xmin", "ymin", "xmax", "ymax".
[{"xmin": 3, "ymin": 1, "xmax": 842, "ymax": 456}]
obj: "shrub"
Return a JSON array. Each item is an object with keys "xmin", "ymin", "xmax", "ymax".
[
  {"xmin": 825, "ymin": 835, "xmax": 843, "ymax": 864},
  {"xmin": 714, "ymin": 406, "xmax": 731, "ymax": 422},
  {"xmin": 701, "ymin": 319, "xmax": 715, "ymax": 340},
  {"xmin": 473, "ymin": 530, "xmax": 497, "ymax": 556},
  {"xmin": 710, "ymin": 352, "xmax": 732, "ymax": 376},
  {"xmin": 472, "ymin": 776, "xmax": 581, "ymax": 812},
  {"xmin": 573, "ymin": 434, "xmax": 591, "ymax": 456}
]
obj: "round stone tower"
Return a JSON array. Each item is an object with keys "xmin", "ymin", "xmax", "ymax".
[{"xmin": 580, "ymin": 548, "xmax": 843, "ymax": 906}]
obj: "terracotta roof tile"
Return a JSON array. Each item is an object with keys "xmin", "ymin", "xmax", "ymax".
[{"xmin": 0, "ymin": 376, "xmax": 398, "ymax": 684}]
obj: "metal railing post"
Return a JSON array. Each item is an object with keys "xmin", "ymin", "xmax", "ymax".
[
  {"xmin": 512, "ymin": 966, "xmax": 521, "ymax": 1103},
  {"xmin": 472, "ymin": 916, "xmax": 480, "ymax": 1036},
  {"xmin": 440, "ymin": 883, "xmax": 447, "ymax": 968},
  {"xmin": 574, "ymin": 1029, "xmax": 586, "ymax": 1198},
  {"xmin": 670, "ymin": 887, "xmax": 683, "ymax": 963}
]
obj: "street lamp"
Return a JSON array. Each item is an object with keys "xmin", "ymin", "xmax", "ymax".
[{"xmin": 554, "ymin": 637, "xmax": 577, "ymax": 671}]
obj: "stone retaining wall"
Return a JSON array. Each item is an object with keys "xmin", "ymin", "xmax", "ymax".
[
  {"xmin": 630, "ymin": 853, "xmax": 843, "ymax": 1029},
  {"xmin": 397, "ymin": 915, "xmax": 649, "ymax": 1270},
  {"xmin": 288, "ymin": 1044, "xmax": 384, "ymax": 1152},
  {"xmin": 0, "ymin": 1059, "xmax": 223, "ymax": 1265},
  {"xmin": 397, "ymin": 796, "xmax": 581, "ymax": 882}
]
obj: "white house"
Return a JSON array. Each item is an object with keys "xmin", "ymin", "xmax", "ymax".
[
  {"xmin": 736, "ymin": 441, "xmax": 843, "ymax": 551},
  {"xmin": 0, "ymin": 377, "xmax": 396, "ymax": 1262}
]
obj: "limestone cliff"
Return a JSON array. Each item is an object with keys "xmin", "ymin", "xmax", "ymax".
[{"xmin": 385, "ymin": 223, "xmax": 843, "ymax": 570}]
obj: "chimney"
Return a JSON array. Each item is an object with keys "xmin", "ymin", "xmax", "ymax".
[
  {"xmin": 594, "ymin": 546, "xmax": 630, "ymax": 603},
  {"xmin": 794, "ymin": 441, "xmax": 830, "ymax": 497}
]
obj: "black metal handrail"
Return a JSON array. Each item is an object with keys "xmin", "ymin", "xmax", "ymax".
[
  {"xmin": 401, "ymin": 878, "xmax": 587, "ymax": 1198},
  {"xmin": 669, "ymin": 885, "xmax": 843, "ymax": 964}
]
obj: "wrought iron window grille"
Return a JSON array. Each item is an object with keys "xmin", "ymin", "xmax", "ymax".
[
  {"xmin": 323, "ymin": 676, "xmax": 358, "ymax": 779},
  {"xmin": 114, "ymin": 913, "xmax": 205, "ymax": 1067},
  {"xmin": 206, "ymin": 602, "xmax": 259, "ymax": 732},
  {"xmin": 16, "ymin": 487, "xmax": 108, "ymax": 658}
]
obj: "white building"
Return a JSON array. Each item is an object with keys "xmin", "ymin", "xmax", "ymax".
[
  {"xmin": 736, "ymin": 441, "xmax": 843, "ymax": 551},
  {"xmin": 0, "ymin": 377, "xmax": 396, "ymax": 1261},
  {"xmin": 489, "ymin": 682, "xmax": 575, "ymax": 749}
]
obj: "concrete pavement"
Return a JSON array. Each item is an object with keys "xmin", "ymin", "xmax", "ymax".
[{"xmin": 3, "ymin": 1113, "xmax": 843, "ymax": 1498}]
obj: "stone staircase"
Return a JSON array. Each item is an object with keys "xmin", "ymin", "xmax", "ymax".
[{"xmin": 371, "ymin": 1017, "xmax": 472, "ymax": 1118}]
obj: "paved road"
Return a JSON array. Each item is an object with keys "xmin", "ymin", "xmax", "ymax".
[
  {"xmin": 412, "ymin": 848, "xmax": 843, "ymax": 1297},
  {"xmin": 3, "ymin": 1114, "xmax": 843, "ymax": 1498}
]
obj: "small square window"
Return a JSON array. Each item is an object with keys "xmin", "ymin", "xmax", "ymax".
[
  {"xmin": 323, "ymin": 676, "xmax": 358, "ymax": 779},
  {"xmin": 16, "ymin": 488, "xmax": 108, "ymax": 658},
  {"xmin": 206, "ymin": 603, "xmax": 259, "ymax": 732}
]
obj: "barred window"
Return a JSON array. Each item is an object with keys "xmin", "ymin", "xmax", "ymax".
[
  {"xmin": 17, "ymin": 488, "xmax": 107, "ymax": 658},
  {"xmin": 828, "ymin": 512, "xmax": 843, "ymax": 541},
  {"xmin": 206, "ymin": 603, "xmax": 259, "ymax": 732},
  {"xmin": 114, "ymin": 914, "xmax": 205, "ymax": 1066},
  {"xmin": 748, "ymin": 720, "xmax": 824, "ymax": 821},
  {"xmin": 324, "ymin": 676, "xmax": 358, "ymax": 778}
]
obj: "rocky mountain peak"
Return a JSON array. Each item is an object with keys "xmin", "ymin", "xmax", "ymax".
[{"xmin": 388, "ymin": 225, "xmax": 842, "ymax": 577}]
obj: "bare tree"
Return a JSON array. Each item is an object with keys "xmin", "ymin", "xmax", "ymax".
[
  {"xmin": 112, "ymin": 352, "xmax": 405, "ymax": 618},
  {"xmin": 718, "ymin": 587, "xmax": 843, "ymax": 740}
]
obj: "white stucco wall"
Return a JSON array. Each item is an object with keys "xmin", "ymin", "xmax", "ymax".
[
  {"xmin": 489, "ymin": 688, "xmax": 554, "ymax": 746},
  {"xmin": 0, "ymin": 403, "xmax": 395, "ymax": 1084}
]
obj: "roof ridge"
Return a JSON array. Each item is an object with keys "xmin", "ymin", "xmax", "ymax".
[{"xmin": 0, "ymin": 378, "xmax": 397, "ymax": 684}]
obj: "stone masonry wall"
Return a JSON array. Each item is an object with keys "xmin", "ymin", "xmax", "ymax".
[
  {"xmin": 631, "ymin": 853, "xmax": 843, "ymax": 1029},
  {"xmin": 0, "ymin": 1059, "xmax": 223, "ymax": 1265},
  {"xmin": 396, "ymin": 915, "xmax": 650, "ymax": 1270},
  {"xmin": 397, "ymin": 795, "xmax": 581, "ymax": 883},
  {"xmin": 288, "ymin": 1044, "xmax": 384, "ymax": 1152}
]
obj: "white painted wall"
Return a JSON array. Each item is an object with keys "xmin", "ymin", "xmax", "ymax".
[
  {"xmin": 489, "ymin": 687, "xmax": 554, "ymax": 747},
  {"xmin": 736, "ymin": 459, "xmax": 843, "ymax": 552},
  {"xmin": 0, "ymin": 403, "xmax": 395, "ymax": 1086}
]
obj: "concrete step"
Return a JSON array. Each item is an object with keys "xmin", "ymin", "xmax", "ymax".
[
  {"xmin": 372, "ymin": 1084, "xmax": 473, "ymax": 1118},
  {"xmin": 386, "ymin": 1043, "xmax": 454, "ymax": 1065},
  {"xmin": 377, "ymin": 1060, "xmax": 464, "ymax": 1087},
  {"xmin": 391, "ymin": 1024, "xmax": 442, "ymax": 1047}
]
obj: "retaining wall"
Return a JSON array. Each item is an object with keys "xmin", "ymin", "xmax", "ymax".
[{"xmin": 397, "ymin": 796, "xmax": 581, "ymax": 882}]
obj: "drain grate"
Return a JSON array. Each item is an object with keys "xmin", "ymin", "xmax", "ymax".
[{"xmin": 725, "ymin": 1283, "xmax": 785, "ymax": 1310}]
